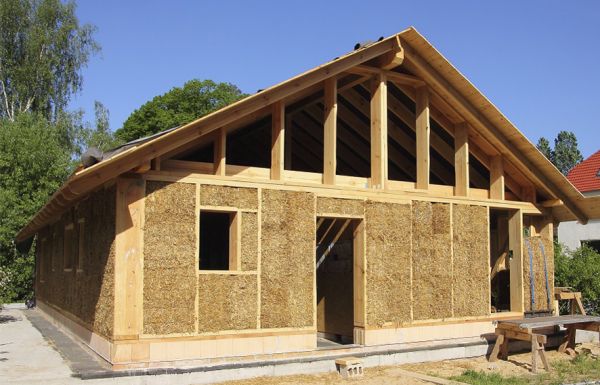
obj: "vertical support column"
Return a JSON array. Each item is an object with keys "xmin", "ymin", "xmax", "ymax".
[
  {"xmin": 323, "ymin": 77, "xmax": 337, "ymax": 185},
  {"xmin": 214, "ymin": 127, "xmax": 226, "ymax": 176},
  {"xmin": 271, "ymin": 101, "xmax": 285, "ymax": 180},
  {"xmin": 416, "ymin": 86, "xmax": 430, "ymax": 190},
  {"xmin": 490, "ymin": 155, "xmax": 505, "ymax": 200},
  {"xmin": 353, "ymin": 220, "xmax": 366, "ymax": 345},
  {"xmin": 114, "ymin": 177, "xmax": 145, "ymax": 339},
  {"xmin": 509, "ymin": 209, "xmax": 524, "ymax": 313},
  {"xmin": 454, "ymin": 122, "xmax": 469, "ymax": 196},
  {"xmin": 370, "ymin": 73, "xmax": 388, "ymax": 189}
]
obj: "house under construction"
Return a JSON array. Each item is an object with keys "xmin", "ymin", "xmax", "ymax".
[{"xmin": 16, "ymin": 27, "xmax": 600, "ymax": 369}]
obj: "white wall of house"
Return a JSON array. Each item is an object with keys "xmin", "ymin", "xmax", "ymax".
[{"xmin": 558, "ymin": 219, "xmax": 600, "ymax": 251}]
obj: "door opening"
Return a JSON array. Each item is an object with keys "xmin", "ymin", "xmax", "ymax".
[
  {"xmin": 490, "ymin": 208, "xmax": 511, "ymax": 312},
  {"xmin": 316, "ymin": 217, "xmax": 362, "ymax": 347}
]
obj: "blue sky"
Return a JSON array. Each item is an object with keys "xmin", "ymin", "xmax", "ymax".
[{"xmin": 71, "ymin": 0, "xmax": 600, "ymax": 158}]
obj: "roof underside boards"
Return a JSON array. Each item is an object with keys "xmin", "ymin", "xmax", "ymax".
[
  {"xmin": 15, "ymin": 27, "xmax": 595, "ymax": 242},
  {"xmin": 567, "ymin": 150, "xmax": 600, "ymax": 193}
]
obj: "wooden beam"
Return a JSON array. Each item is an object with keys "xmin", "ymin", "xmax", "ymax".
[
  {"xmin": 370, "ymin": 73, "xmax": 388, "ymax": 188},
  {"xmin": 214, "ymin": 127, "xmax": 226, "ymax": 176},
  {"xmin": 271, "ymin": 101, "xmax": 285, "ymax": 180},
  {"xmin": 348, "ymin": 66, "xmax": 424, "ymax": 87},
  {"xmin": 415, "ymin": 86, "xmax": 430, "ymax": 189},
  {"xmin": 454, "ymin": 122, "xmax": 469, "ymax": 196},
  {"xmin": 490, "ymin": 155, "xmax": 505, "ymax": 200},
  {"xmin": 401, "ymin": 41, "xmax": 587, "ymax": 222},
  {"xmin": 378, "ymin": 35, "xmax": 404, "ymax": 70},
  {"xmin": 114, "ymin": 177, "xmax": 144, "ymax": 338},
  {"xmin": 323, "ymin": 78, "xmax": 337, "ymax": 185},
  {"xmin": 509, "ymin": 209, "xmax": 524, "ymax": 313},
  {"xmin": 284, "ymin": 114, "xmax": 293, "ymax": 170}
]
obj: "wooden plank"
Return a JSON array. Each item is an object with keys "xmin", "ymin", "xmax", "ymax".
[
  {"xmin": 454, "ymin": 122, "xmax": 469, "ymax": 196},
  {"xmin": 229, "ymin": 211, "xmax": 242, "ymax": 271},
  {"xmin": 378, "ymin": 35, "xmax": 404, "ymax": 70},
  {"xmin": 114, "ymin": 177, "xmax": 145, "ymax": 338},
  {"xmin": 285, "ymin": 114, "xmax": 293, "ymax": 170},
  {"xmin": 509, "ymin": 209, "xmax": 524, "ymax": 313},
  {"xmin": 353, "ymin": 220, "xmax": 366, "ymax": 328},
  {"xmin": 489, "ymin": 333, "xmax": 504, "ymax": 362},
  {"xmin": 370, "ymin": 73, "xmax": 388, "ymax": 188},
  {"xmin": 416, "ymin": 86, "xmax": 430, "ymax": 190},
  {"xmin": 323, "ymin": 77, "xmax": 337, "ymax": 185},
  {"xmin": 271, "ymin": 101, "xmax": 285, "ymax": 180},
  {"xmin": 214, "ymin": 127, "xmax": 226, "ymax": 176},
  {"xmin": 490, "ymin": 155, "xmax": 505, "ymax": 200}
]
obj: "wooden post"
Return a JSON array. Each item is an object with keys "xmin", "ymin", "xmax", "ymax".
[
  {"xmin": 416, "ymin": 86, "xmax": 430, "ymax": 190},
  {"xmin": 323, "ymin": 77, "xmax": 337, "ymax": 185},
  {"xmin": 454, "ymin": 122, "xmax": 469, "ymax": 196},
  {"xmin": 271, "ymin": 101, "xmax": 285, "ymax": 180},
  {"xmin": 490, "ymin": 155, "xmax": 505, "ymax": 200},
  {"xmin": 370, "ymin": 73, "xmax": 388, "ymax": 189},
  {"xmin": 509, "ymin": 209, "xmax": 524, "ymax": 313},
  {"xmin": 214, "ymin": 127, "xmax": 226, "ymax": 176},
  {"xmin": 114, "ymin": 177, "xmax": 145, "ymax": 339}
]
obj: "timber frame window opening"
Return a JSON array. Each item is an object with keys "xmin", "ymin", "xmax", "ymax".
[
  {"xmin": 77, "ymin": 219, "xmax": 85, "ymax": 272},
  {"xmin": 63, "ymin": 223, "xmax": 76, "ymax": 271},
  {"xmin": 199, "ymin": 210, "xmax": 240, "ymax": 271}
]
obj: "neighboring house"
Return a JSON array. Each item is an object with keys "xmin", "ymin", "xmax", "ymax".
[
  {"xmin": 15, "ymin": 27, "xmax": 599, "ymax": 369},
  {"xmin": 558, "ymin": 150, "xmax": 600, "ymax": 252}
]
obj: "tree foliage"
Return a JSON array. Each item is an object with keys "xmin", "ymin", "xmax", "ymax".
[
  {"xmin": 0, "ymin": 0, "xmax": 99, "ymax": 121},
  {"xmin": 83, "ymin": 101, "xmax": 122, "ymax": 152},
  {"xmin": 536, "ymin": 130, "xmax": 584, "ymax": 175},
  {"xmin": 115, "ymin": 79, "xmax": 247, "ymax": 142},
  {"xmin": 555, "ymin": 242, "xmax": 600, "ymax": 315},
  {"xmin": 0, "ymin": 113, "xmax": 72, "ymax": 302}
]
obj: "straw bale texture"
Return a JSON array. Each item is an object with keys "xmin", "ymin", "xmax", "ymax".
[
  {"xmin": 144, "ymin": 181, "xmax": 196, "ymax": 335},
  {"xmin": 35, "ymin": 187, "xmax": 116, "ymax": 339},
  {"xmin": 523, "ymin": 234, "xmax": 554, "ymax": 312},
  {"xmin": 317, "ymin": 197, "xmax": 364, "ymax": 217},
  {"xmin": 260, "ymin": 189, "xmax": 315, "ymax": 328},
  {"xmin": 241, "ymin": 212, "xmax": 258, "ymax": 271},
  {"xmin": 200, "ymin": 184, "xmax": 258, "ymax": 210},
  {"xmin": 365, "ymin": 200, "xmax": 412, "ymax": 326},
  {"xmin": 197, "ymin": 274, "xmax": 258, "ymax": 332},
  {"xmin": 412, "ymin": 201, "xmax": 452, "ymax": 320},
  {"xmin": 452, "ymin": 204, "xmax": 489, "ymax": 317}
]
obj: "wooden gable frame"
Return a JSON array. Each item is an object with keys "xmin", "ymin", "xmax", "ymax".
[{"xmin": 17, "ymin": 27, "xmax": 593, "ymax": 242}]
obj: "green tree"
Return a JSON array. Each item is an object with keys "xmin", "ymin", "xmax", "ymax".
[
  {"xmin": 536, "ymin": 130, "xmax": 583, "ymax": 175},
  {"xmin": 555, "ymin": 243, "xmax": 600, "ymax": 315},
  {"xmin": 0, "ymin": 0, "xmax": 99, "ymax": 121},
  {"xmin": 116, "ymin": 79, "xmax": 247, "ymax": 142},
  {"xmin": 0, "ymin": 113, "xmax": 71, "ymax": 302},
  {"xmin": 536, "ymin": 137, "xmax": 553, "ymax": 163},
  {"xmin": 83, "ymin": 101, "xmax": 122, "ymax": 152}
]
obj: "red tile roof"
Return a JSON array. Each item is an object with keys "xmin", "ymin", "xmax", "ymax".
[{"xmin": 567, "ymin": 150, "xmax": 600, "ymax": 192}]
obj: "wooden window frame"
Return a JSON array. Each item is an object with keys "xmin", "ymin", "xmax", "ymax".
[
  {"xmin": 198, "ymin": 207, "xmax": 241, "ymax": 272},
  {"xmin": 39, "ymin": 237, "xmax": 47, "ymax": 283},
  {"xmin": 77, "ymin": 219, "xmax": 85, "ymax": 273},
  {"xmin": 63, "ymin": 223, "xmax": 75, "ymax": 272}
]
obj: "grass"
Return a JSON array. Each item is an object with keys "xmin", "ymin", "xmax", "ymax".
[{"xmin": 449, "ymin": 353, "xmax": 600, "ymax": 385}]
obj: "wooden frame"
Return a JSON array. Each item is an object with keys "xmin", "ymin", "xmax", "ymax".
[
  {"xmin": 415, "ymin": 86, "xmax": 430, "ymax": 190},
  {"xmin": 323, "ymin": 78, "xmax": 337, "ymax": 185},
  {"xmin": 198, "ymin": 207, "xmax": 241, "ymax": 272},
  {"xmin": 76, "ymin": 219, "xmax": 85, "ymax": 272},
  {"xmin": 63, "ymin": 223, "xmax": 75, "ymax": 272},
  {"xmin": 370, "ymin": 73, "xmax": 388, "ymax": 188},
  {"xmin": 508, "ymin": 209, "xmax": 525, "ymax": 313}
]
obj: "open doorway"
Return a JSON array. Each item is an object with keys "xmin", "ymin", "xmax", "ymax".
[
  {"xmin": 490, "ymin": 208, "xmax": 511, "ymax": 312},
  {"xmin": 316, "ymin": 217, "xmax": 362, "ymax": 347}
]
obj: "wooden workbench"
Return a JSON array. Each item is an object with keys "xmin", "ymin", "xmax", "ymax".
[{"xmin": 489, "ymin": 315, "xmax": 600, "ymax": 373}]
